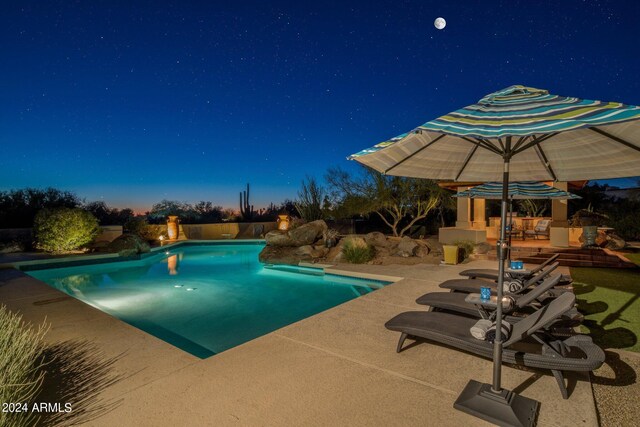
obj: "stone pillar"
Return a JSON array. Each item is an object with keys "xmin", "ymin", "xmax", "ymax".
[
  {"xmin": 551, "ymin": 182, "xmax": 569, "ymax": 227},
  {"xmin": 456, "ymin": 187, "xmax": 472, "ymax": 228},
  {"xmin": 471, "ymin": 198, "xmax": 486, "ymax": 229}
]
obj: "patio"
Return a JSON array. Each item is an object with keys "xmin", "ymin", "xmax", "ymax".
[{"xmin": 0, "ymin": 259, "xmax": 601, "ymax": 426}]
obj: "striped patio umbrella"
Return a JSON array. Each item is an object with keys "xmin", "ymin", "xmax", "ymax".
[
  {"xmin": 453, "ymin": 181, "xmax": 581, "ymax": 199},
  {"xmin": 350, "ymin": 85, "xmax": 640, "ymax": 182},
  {"xmin": 349, "ymin": 85, "xmax": 640, "ymax": 425}
]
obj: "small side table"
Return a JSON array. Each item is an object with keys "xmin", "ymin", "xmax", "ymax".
[{"xmin": 464, "ymin": 293, "xmax": 512, "ymax": 310}]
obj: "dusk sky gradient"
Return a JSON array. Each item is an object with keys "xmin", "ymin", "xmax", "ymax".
[{"xmin": 2, "ymin": 0, "xmax": 639, "ymax": 212}]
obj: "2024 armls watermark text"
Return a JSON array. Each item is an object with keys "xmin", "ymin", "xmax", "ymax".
[{"xmin": 2, "ymin": 402, "xmax": 72, "ymax": 413}]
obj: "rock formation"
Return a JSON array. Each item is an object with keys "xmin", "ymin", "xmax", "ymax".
[
  {"xmin": 259, "ymin": 220, "xmax": 328, "ymax": 264},
  {"xmin": 106, "ymin": 234, "xmax": 151, "ymax": 257}
]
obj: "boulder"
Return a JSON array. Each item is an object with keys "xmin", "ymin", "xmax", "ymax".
[
  {"xmin": 106, "ymin": 234, "xmax": 150, "ymax": 256},
  {"xmin": 264, "ymin": 230, "xmax": 297, "ymax": 247},
  {"xmin": 605, "ymin": 233, "xmax": 626, "ymax": 250},
  {"xmin": 415, "ymin": 245, "xmax": 430, "ymax": 258},
  {"xmin": 265, "ymin": 220, "xmax": 327, "ymax": 247},
  {"xmin": 364, "ymin": 232, "xmax": 388, "ymax": 248},
  {"xmin": 288, "ymin": 220, "xmax": 327, "ymax": 246},
  {"xmin": 294, "ymin": 245, "xmax": 314, "ymax": 256},
  {"xmin": 396, "ymin": 236, "xmax": 418, "ymax": 257},
  {"xmin": 259, "ymin": 242, "xmax": 330, "ymax": 266},
  {"xmin": 424, "ymin": 237, "xmax": 443, "ymax": 256},
  {"xmin": 374, "ymin": 247, "xmax": 392, "ymax": 258},
  {"xmin": 259, "ymin": 246, "xmax": 309, "ymax": 265},
  {"xmin": 325, "ymin": 245, "xmax": 344, "ymax": 263},
  {"xmin": 311, "ymin": 247, "xmax": 329, "ymax": 258}
]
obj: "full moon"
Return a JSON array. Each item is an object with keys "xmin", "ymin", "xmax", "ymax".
[{"xmin": 434, "ymin": 17, "xmax": 446, "ymax": 30}]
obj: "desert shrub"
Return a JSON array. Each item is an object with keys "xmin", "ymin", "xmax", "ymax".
[
  {"xmin": 605, "ymin": 199, "xmax": 640, "ymax": 241},
  {"xmin": 0, "ymin": 305, "xmax": 48, "ymax": 427},
  {"xmin": 33, "ymin": 208, "xmax": 99, "ymax": 253},
  {"xmin": 124, "ymin": 217, "xmax": 166, "ymax": 241},
  {"xmin": 453, "ymin": 240, "xmax": 476, "ymax": 260},
  {"xmin": 295, "ymin": 176, "xmax": 326, "ymax": 221},
  {"xmin": 608, "ymin": 215, "xmax": 640, "ymax": 241},
  {"xmin": 342, "ymin": 239, "xmax": 375, "ymax": 264}
]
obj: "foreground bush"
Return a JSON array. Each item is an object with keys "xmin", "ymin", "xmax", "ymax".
[
  {"xmin": 342, "ymin": 239, "xmax": 375, "ymax": 264},
  {"xmin": 453, "ymin": 239, "xmax": 476, "ymax": 260},
  {"xmin": 34, "ymin": 208, "xmax": 99, "ymax": 253},
  {"xmin": 0, "ymin": 305, "xmax": 48, "ymax": 427}
]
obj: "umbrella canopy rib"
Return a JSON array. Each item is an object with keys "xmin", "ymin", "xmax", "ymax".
[
  {"xmin": 511, "ymin": 135, "xmax": 532, "ymax": 152},
  {"xmin": 534, "ymin": 144, "xmax": 558, "ymax": 181},
  {"xmin": 512, "ymin": 132, "xmax": 558, "ymax": 156},
  {"xmin": 455, "ymin": 145, "xmax": 480, "ymax": 181},
  {"xmin": 466, "ymin": 137, "xmax": 502, "ymax": 155},
  {"xmin": 383, "ymin": 133, "xmax": 446, "ymax": 174},
  {"xmin": 589, "ymin": 127, "xmax": 640, "ymax": 153}
]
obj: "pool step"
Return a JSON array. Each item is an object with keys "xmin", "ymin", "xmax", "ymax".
[{"xmin": 262, "ymin": 264, "xmax": 325, "ymax": 276}]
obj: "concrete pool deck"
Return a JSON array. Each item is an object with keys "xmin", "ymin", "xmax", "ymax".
[{"xmin": 0, "ymin": 260, "xmax": 598, "ymax": 426}]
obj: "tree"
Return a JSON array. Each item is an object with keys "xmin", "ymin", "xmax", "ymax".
[
  {"xmin": 148, "ymin": 200, "xmax": 197, "ymax": 223},
  {"xmin": 517, "ymin": 199, "xmax": 549, "ymax": 217},
  {"xmin": 326, "ymin": 166, "xmax": 443, "ymax": 237},
  {"xmin": 84, "ymin": 201, "xmax": 134, "ymax": 225},
  {"xmin": 0, "ymin": 187, "xmax": 82, "ymax": 228},
  {"xmin": 278, "ymin": 199, "xmax": 298, "ymax": 217},
  {"xmin": 193, "ymin": 201, "xmax": 223, "ymax": 223},
  {"xmin": 295, "ymin": 177, "xmax": 326, "ymax": 221}
]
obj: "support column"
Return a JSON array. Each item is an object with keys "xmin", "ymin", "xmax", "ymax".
[
  {"xmin": 551, "ymin": 182, "xmax": 569, "ymax": 226},
  {"xmin": 472, "ymin": 198, "xmax": 486, "ymax": 229},
  {"xmin": 456, "ymin": 186, "xmax": 472, "ymax": 228}
]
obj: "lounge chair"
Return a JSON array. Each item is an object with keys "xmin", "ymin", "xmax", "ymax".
[
  {"xmin": 524, "ymin": 219, "xmax": 551, "ymax": 239},
  {"xmin": 384, "ymin": 292, "xmax": 605, "ymax": 398},
  {"xmin": 439, "ymin": 262, "xmax": 563, "ymax": 295},
  {"xmin": 459, "ymin": 253, "xmax": 559, "ymax": 281},
  {"xmin": 417, "ymin": 274, "xmax": 583, "ymax": 326}
]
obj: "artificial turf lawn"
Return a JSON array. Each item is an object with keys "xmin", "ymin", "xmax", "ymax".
[{"xmin": 571, "ymin": 260, "xmax": 640, "ymax": 352}]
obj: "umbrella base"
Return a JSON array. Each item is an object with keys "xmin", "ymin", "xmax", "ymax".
[{"xmin": 454, "ymin": 380, "xmax": 539, "ymax": 427}]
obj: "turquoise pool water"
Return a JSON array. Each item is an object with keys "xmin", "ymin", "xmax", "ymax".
[{"xmin": 27, "ymin": 243, "xmax": 389, "ymax": 358}]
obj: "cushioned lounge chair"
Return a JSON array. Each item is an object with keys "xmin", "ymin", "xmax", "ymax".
[
  {"xmin": 524, "ymin": 219, "xmax": 551, "ymax": 239},
  {"xmin": 459, "ymin": 253, "xmax": 559, "ymax": 281},
  {"xmin": 417, "ymin": 274, "xmax": 583, "ymax": 326},
  {"xmin": 439, "ymin": 262, "xmax": 562, "ymax": 295},
  {"xmin": 384, "ymin": 292, "xmax": 604, "ymax": 398}
]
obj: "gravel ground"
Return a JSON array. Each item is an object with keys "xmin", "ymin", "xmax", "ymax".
[{"xmin": 591, "ymin": 349, "xmax": 640, "ymax": 426}]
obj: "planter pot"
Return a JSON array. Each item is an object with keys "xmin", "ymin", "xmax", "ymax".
[
  {"xmin": 581, "ymin": 225, "xmax": 598, "ymax": 247},
  {"xmin": 443, "ymin": 245, "xmax": 460, "ymax": 265},
  {"xmin": 167, "ymin": 216, "xmax": 180, "ymax": 240}
]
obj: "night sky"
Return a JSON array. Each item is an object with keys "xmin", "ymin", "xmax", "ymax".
[{"xmin": 2, "ymin": 0, "xmax": 639, "ymax": 212}]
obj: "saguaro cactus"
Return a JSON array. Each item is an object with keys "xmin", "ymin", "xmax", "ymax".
[{"xmin": 239, "ymin": 183, "xmax": 255, "ymax": 220}]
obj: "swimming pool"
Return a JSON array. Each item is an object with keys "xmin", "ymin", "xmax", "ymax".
[{"xmin": 27, "ymin": 243, "xmax": 389, "ymax": 358}]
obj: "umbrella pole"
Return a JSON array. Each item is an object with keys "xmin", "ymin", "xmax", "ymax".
[
  {"xmin": 454, "ymin": 154, "xmax": 539, "ymax": 427},
  {"xmin": 492, "ymin": 160, "xmax": 509, "ymax": 391},
  {"xmin": 508, "ymin": 196, "xmax": 514, "ymax": 262}
]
